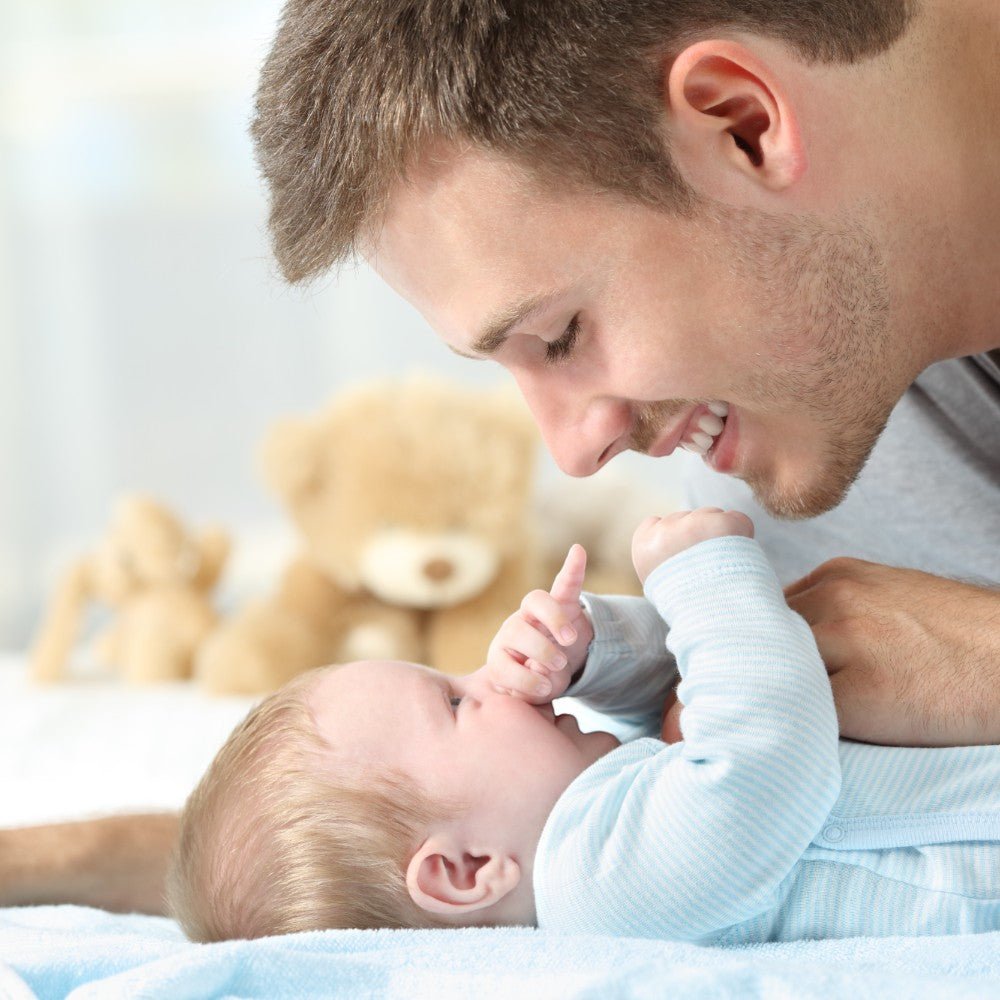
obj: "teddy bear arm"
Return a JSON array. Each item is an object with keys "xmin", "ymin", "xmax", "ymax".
[
  {"xmin": 424, "ymin": 560, "xmax": 539, "ymax": 676},
  {"xmin": 195, "ymin": 600, "xmax": 344, "ymax": 695},
  {"xmin": 424, "ymin": 618, "xmax": 492, "ymax": 675},
  {"xmin": 29, "ymin": 557, "xmax": 94, "ymax": 683},
  {"xmin": 195, "ymin": 556, "xmax": 358, "ymax": 694},
  {"xmin": 91, "ymin": 620, "xmax": 125, "ymax": 668},
  {"xmin": 191, "ymin": 527, "xmax": 230, "ymax": 592},
  {"xmin": 118, "ymin": 591, "xmax": 218, "ymax": 683},
  {"xmin": 333, "ymin": 600, "xmax": 424, "ymax": 666},
  {"xmin": 273, "ymin": 556, "xmax": 355, "ymax": 628}
]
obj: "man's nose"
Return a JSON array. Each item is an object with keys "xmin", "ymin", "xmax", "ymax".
[{"xmin": 516, "ymin": 377, "xmax": 629, "ymax": 478}]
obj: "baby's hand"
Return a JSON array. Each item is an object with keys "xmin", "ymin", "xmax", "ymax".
[
  {"xmin": 482, "ymin": 544, "xmax": 594, "ymax": 703},
  {"xmin": 632, "ymin": 508, "xmax": 754, "ymax": 584}
]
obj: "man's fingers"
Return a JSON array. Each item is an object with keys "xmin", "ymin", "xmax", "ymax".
[
  {"xmin": 784, "ymin": 556, "xmax": 875, "ymax": 600},
  {"xmin": 550, "ymin": 543, "xmax": 587, "ymax": 608},
  {"xmin": 785, "ymin": 578, "xmax": 861, "ymax": 629},
  {"xmin": 808, "ymin": 622, "xmax": 853, "ymax": 675},
  {"xmin": 783, "ymin": 569, "xmax": 822, "ymax": 601},
  {"xmin": 784, "ymin": 587, "xmax": 831, "ymax": 626}
]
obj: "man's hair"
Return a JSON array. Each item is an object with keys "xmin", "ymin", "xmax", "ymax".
[
  {"xmin": 252, "ymin": 0, "xmax": 913, "ymax": 283},
  {"xmin": 166, "ymin": 666, "xmax": 455, "ymax": 940}
]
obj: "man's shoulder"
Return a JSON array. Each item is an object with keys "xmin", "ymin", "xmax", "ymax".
[{"xmin": 974, "ymin": 348, "xmax": 1000, "ymax": 381}]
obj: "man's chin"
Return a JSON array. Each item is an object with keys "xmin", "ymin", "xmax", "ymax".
[{"xmin": 743, "ymin": 463, "xmax": 859, "ymax": 521}]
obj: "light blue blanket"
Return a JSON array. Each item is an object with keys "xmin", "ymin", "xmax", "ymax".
[{"xmin": 2, "ymin": 906, "xmax": 1000, "ymax": 999}]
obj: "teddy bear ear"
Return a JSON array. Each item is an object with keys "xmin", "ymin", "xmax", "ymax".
[{"xmin": 259, "ymin": 417, "xmax": 328, "ymax": 502}]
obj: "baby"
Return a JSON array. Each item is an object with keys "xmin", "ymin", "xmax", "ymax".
[{"xmin": 167, "ymin": 509, "xmax": 1000, "ymax": 943}]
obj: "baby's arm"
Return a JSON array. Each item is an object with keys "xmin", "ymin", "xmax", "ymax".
[
  {"xmin": 473, "ymin": 546, "xmax": 678, "ymax": 721},
  {"xmin": 535, "ymin": 514, "xmax": 841, "ymax": 940},
  {"xmin": 526, "ymin": 509, "xmax": 757, "ymax": 723}
]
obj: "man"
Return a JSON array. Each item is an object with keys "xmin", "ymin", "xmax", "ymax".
[
  {"xmin": 3, "ymin": 0, "xmax": 998, "ymax": 914},
  {"xmin": 250, "ymin": 0, "xmax": 1000, "ymax": 745}
]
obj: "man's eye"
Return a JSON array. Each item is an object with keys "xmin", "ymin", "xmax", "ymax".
[{"xmin": 544, "ymin": 315, "xmax": 581, "ymax": 364}]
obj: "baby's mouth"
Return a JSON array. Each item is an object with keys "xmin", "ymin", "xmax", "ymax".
[
  {"xmin": 537, "ymin": 701, "xmax": 557, "ymax": 724},
  {"xmin": 554, "ymin": 713, "xmax": 580, "ymax": 735}
]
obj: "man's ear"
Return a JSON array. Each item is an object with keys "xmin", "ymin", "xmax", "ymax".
[
  {"xmin": 405, "ymin": 835, "xmax": 521, "ymax": 917},
  {"xmin": 664, "ymin": 40, "xmax": 807, "ymax": 197}
]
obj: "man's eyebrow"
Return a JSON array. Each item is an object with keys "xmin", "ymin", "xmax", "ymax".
[{"xmin": 448, "ymin": 290, "xmax": 561, "ymax": 360}]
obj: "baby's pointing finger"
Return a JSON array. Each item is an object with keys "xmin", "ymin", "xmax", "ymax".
[{"xmin": 549, "ymin": 543, "xmax": 587, "ymax": 608}]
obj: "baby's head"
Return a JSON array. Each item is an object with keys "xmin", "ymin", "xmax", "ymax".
[{"xmin": 167, "ymin": 659, "xmax": 618, "ymax": 940}]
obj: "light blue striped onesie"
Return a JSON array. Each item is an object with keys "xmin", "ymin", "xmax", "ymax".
[{"xmin": 533, "ymin": 535, "xmax": 1000, "ymax": 942}]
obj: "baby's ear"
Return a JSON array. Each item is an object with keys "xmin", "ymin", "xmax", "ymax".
[{"xmin": 405, "ymin": 835, "xmax": 520, "ymax": 917}]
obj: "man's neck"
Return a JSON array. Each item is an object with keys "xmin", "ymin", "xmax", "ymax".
[{"xmin": 926, "ymin": 0, "xmax": 1000, "ymax": 359}]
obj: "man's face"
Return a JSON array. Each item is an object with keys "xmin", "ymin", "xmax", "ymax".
[
  {"xmin": 369, "ymin": 147, "xmax": 901, "ymax": 519},
  {"xmin": 309, "ymin": 661, "xmax": 619, "ymax": 860}
]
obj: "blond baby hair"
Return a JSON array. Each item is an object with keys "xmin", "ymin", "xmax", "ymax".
[{"xmin": 166, "ymin": 665, "xmax": 456, "ymax": 940}]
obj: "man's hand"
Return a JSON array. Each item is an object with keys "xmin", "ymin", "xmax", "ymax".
[
  {"xmin": 478, "ymin": 543, "xmax": 594, "ymax": 703},
  {"xmin": 784, "ymin": 558, "xmax": 1000, "ymax": 747}
]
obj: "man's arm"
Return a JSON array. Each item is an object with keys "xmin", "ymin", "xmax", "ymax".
[
  {"xmin": 0, "ymin": 813, "xmax": 178, "ymax": 915},
  {"xmin": 785, "ymin": 558, "xmax": 1000, "ymax": 747}
]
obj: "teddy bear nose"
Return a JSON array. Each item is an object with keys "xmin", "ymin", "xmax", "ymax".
[{"xmin": 422, "ymin": 558, "xmax": 455, "ymax": 582}]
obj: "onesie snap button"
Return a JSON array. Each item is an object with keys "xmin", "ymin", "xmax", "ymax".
[{"xmin": 822, "ymin": 824, "xmax": 845, "ymax": 843}]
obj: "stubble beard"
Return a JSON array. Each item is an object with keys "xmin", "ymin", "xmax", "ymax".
[
  {"xmin": 633, "ymin": 206, "xmax": 901, "ymax": 521},
  {"xmin": 728, "ymin": 206, "xmax": 898, "ymax": 519}
]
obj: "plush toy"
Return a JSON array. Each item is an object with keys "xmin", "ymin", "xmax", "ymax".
[
  {"xmin": 30, "ymin": 495, "xmax": 230, "ymax": 684},
  {"xmin": 195, "ymin": 376, "xmax": 543, "ymax": 694}
]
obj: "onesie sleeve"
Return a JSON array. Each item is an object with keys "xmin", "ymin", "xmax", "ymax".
[
  {"xmin": 534, "ymin": 535, "xmax": 841, "ymax": 941},
  {"xmin": 565, "ymin": 592, "xmax": 676, "ymax": 730}
]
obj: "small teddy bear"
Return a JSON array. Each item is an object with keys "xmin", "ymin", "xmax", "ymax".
[
  {"xmin": 30, "ymin": 495, "xmax": 230, "ymax": 684},
  {"xmin": 195, "ymin": 376, "xmax": 543, "ymax": 694}
]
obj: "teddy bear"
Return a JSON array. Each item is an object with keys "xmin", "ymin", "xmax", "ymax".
[
  {"xmin": 30, "ymin": 495, "xmax": 230, "ymax": 684},
  {"xmin": 195, "ymin": 376, "xmax": 544, "ymax": 694}
]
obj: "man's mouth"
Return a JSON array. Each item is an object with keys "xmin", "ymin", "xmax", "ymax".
[
  {"xmin": 679, "ymin": 401, "xmax": 729, "ymax": 456},
  {"xmin": 647, "ymin": 401, "xmax": 730, "ymax": 459}
]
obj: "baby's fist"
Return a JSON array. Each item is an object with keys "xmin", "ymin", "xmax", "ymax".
[{"xmin": 632, "ymin": 508, "xmax": 754, "ymax": 583}]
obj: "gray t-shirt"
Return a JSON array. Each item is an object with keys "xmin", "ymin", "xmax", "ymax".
[{"xmin": 683, "ymin": 351, "xmax": 1000, "ymax": 587}]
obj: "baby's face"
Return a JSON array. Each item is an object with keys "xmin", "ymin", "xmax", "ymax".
[{"xmin": 309, "ymin": 660, "xmax": 620, "ymax": 866}]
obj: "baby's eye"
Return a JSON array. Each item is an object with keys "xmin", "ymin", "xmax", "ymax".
[{"xmin": 449, "ymin": 696, "xmax": 463, "ymax": 711}]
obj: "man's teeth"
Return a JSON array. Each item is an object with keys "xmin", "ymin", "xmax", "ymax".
[
  {"xmin": 696, "ymin": 413, "xmax": 724, "ymax": 437},
  {"xmin": 681, "ymin": 402, "xmax": 729, "ymax": 455}
]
